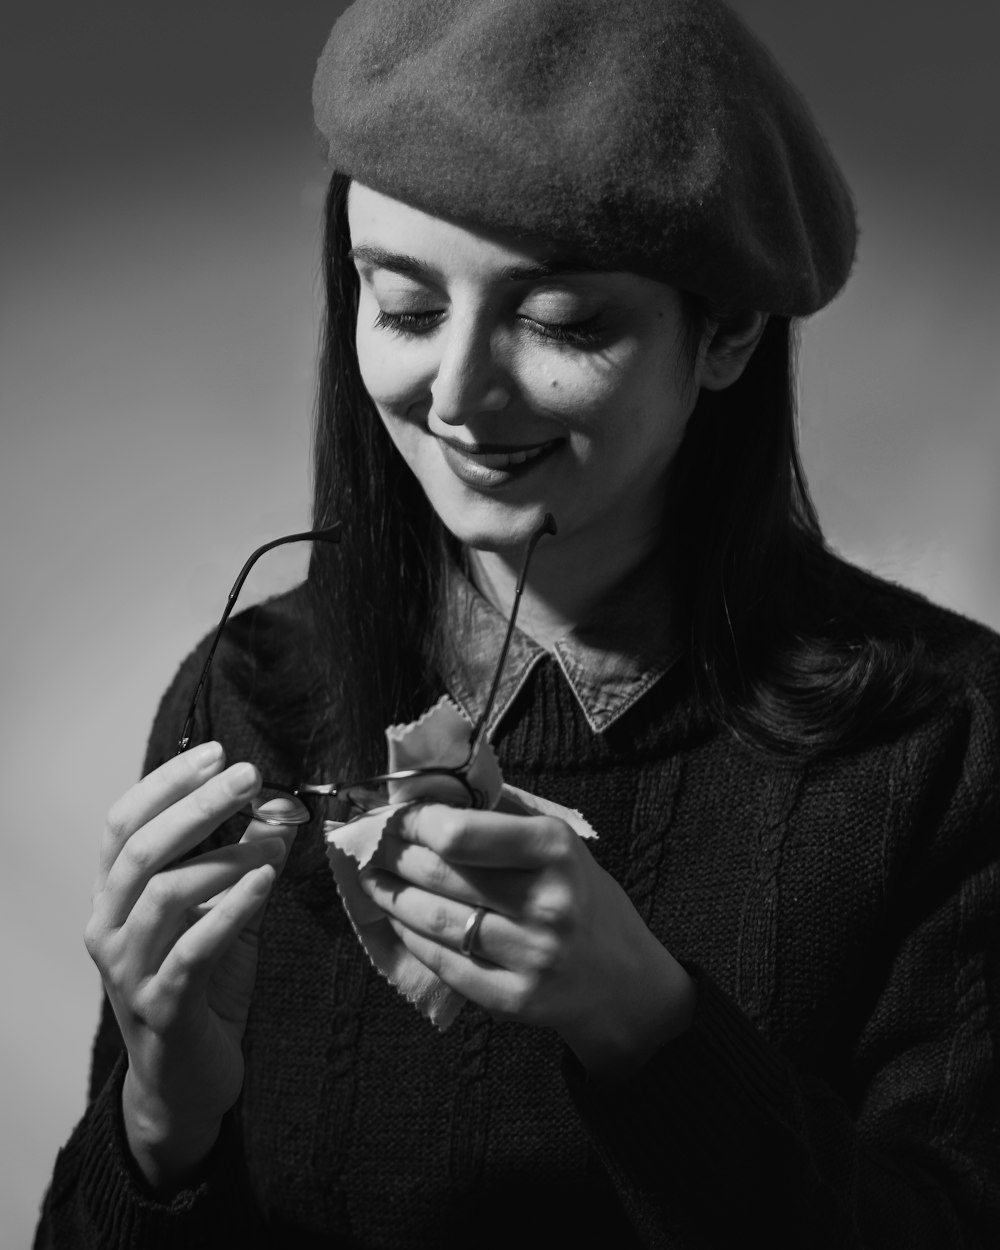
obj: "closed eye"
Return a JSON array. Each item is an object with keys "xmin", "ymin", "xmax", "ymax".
[
  {"xmin": 373, "ymin": 307, "xmax": 605, "ymax": 347},
  {"xmin": 519, "ymin": 314, "xmax": 605, "ymax": 347},
  {"xmin": 373, "ymin": 308, "xmax": 443, "ymax": 336}
]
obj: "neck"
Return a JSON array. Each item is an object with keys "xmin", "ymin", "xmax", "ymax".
[{"xmin": 467, "ymin": 521, "xmax": 663, "ymax": 650}]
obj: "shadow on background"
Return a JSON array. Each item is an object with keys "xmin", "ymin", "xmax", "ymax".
[{"xmin": 1, "ymin": 3, "xmax": 997, "ymax": 1244}]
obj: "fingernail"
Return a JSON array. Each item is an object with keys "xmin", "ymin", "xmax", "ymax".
[
  {"xmin": 229, "ymin": 762, "xmax": 259, "ymax": 795},
  {"xmin": 255, "ymin": 796, "xmax": 306, "ymax": 822},
  {"xmin": 192, "ymin": 741, "xmax": 223, "ymax": 768}
]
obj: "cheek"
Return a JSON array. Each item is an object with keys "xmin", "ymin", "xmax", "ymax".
[
  {"xmin": 528, "ymin": 349, "xmax": 689, "ymax": 446},
  {"xmin": 517, "ymin": 352, "xmax": 615, "ymax": 425},
  {"xmin": 575, "ymin": 356, "xmax": 697, "ymax": 472},
  {"xmin": 355, "ymin": 334, "xmax": 406, "ymax": 414},
  {"xmin": 355, "ymin": 316, "xmax": 431, "ymax": 417}
]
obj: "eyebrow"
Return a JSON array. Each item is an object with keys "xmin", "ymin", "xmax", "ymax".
[{"xmin": 348, "ymin": 244, "xmax": 604, "ymax": 283}]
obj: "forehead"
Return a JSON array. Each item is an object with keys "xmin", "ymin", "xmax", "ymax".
[{"xmin": 346, "ymin": 182, "xmax": 604, "ymax": 284}]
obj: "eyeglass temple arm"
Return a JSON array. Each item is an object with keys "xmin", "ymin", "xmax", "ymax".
[
  {"xmin": 176, "ymin": 524, "xmax": 342, "ymax": 752},
  {"xmin": 468, "ymin": 512, "xmax": 557, "ymax": 761}
]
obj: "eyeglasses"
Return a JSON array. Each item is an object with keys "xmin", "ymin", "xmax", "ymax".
[
  {"xmin": 177, "ymin": 514, "xmax": 557, "ymax": 827},
  {"xmin": 174, "ymin": 524, "xmax": 341, "ymax": 824}
]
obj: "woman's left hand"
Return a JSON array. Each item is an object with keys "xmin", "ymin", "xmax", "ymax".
[{"xmin": 358, "ymin": 802, "xmax": 696, "ymax": 1077}]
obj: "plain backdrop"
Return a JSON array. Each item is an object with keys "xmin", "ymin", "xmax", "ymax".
[{"xmin": 2, "ymin": 2, "xmax": 998, "ymax": 1244}]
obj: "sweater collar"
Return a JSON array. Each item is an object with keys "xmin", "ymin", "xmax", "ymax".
[{"xmin": 442, "ymin": 554, "xmax": 678, "ymax": 737}]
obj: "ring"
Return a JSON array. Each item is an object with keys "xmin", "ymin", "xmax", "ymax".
[{"xmin": 460, "ymin": 904, "xmax": 488, "ymax": 957}]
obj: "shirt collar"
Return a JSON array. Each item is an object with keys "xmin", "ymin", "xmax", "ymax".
[{"xmin": 441, "ymin": 553, "xmax": 678, "ymax": 737}]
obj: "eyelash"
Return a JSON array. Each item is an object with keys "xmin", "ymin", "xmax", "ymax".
[
  {"xmin": 373, "ymin": 309, "xmax": 439, "ymax": 336},
  {"xmin": 372, "ymin": 308, "xmax": 604, "ymax": 347},
  {"xmin": 528, "ymin": 316, "xmax": 604, "ymax": 347}
]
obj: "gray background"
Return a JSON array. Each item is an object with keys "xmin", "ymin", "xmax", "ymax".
[{"xmin": 2, "ymin": 2, "xmax": 998, "ymax": 1243}]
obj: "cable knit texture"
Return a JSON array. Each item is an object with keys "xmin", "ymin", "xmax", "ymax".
[{"xmin": 34, "ymin": 579, "xmax": 1000, "ymax": 1249}]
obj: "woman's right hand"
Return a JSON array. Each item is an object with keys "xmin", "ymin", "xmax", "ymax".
[{"xmin": 84, "ymin": 741, "xmax": 297, "ymax": 1192}]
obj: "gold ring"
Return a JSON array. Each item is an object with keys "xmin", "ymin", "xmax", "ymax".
[{"xmin": 460, "ymin": 904, "xmax": 488, "ymax": 957}]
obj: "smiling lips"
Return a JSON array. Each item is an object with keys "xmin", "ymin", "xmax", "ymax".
[
  {"xmin": 467, "ymin": 444, "xmax": 553, "ymax": 469},
  {"xmin": 435, "ymin": 434, "xmax": 560, "ymax": 488},
  {"xmin": 437, "ymin": 437, "xmax": 558, "ymax": 468}
]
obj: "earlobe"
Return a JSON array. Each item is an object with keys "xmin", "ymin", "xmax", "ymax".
[{"xmin": 699, "ymin": 311, "xmax": 769, "ymax": 392}]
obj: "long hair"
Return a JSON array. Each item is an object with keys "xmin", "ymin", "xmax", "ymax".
[
  {"xmin": 303, "ymin": 173, "xmax": 450, "ymax": 780},
  {"xmin": 666, "ymin": 305, "xmax": 940, "ymax": 753},
  {"xmin": 245, "ymin": 170, "xmax": 939, "ymax": 780}
]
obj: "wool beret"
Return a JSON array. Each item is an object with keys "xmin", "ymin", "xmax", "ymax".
[{"xmin": 313, "ymin": 0, "xmax": 857, "ymax": 315}]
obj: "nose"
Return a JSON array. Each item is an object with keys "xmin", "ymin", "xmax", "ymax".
[{"xmin": 429, "ymin": 318, "xmax": 510, "ymax": 426}]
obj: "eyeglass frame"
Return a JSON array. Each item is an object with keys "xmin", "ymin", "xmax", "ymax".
[{"xmin": 175, "ymin": 513, "xmax": 557, "ymax": 827}]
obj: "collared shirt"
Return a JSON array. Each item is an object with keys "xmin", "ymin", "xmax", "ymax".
[{"xmin": 441, "ymin": 553, "xmax": 679, "ymax": 739}]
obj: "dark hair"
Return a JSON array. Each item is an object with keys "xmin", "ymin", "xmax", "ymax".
[
  {"xmin": 666, "ymin": 302, "xmax": 941, "ymax": 754},
  {"xmin": 232, "ymin": 170, "xmax": 940, "ymax": 782}
]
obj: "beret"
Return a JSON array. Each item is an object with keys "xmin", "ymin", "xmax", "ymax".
[{"xmin": 313, "ymin": 0, "xmax": 857, "ymax": 315}]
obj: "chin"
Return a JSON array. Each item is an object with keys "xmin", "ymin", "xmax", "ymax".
[{"xmin": 430, "ymin": 490, "xmax": 552, "ymax": 555}]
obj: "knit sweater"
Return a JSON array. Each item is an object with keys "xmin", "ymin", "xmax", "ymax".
[{"xmin": 34, "ymin": 580, "xmax": 1000, "ymax": 1249}]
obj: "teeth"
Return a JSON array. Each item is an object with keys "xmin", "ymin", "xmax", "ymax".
[{"xmin": 475, "ymin": 445, "xmax": 548, "ymax": 468}]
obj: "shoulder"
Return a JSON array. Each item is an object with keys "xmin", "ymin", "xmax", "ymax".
[
  {"xmin": 819, "ymin": 561, "xmax": 1000, "ymax": 849},
  {"xmin": 736, "ymin": 547, "xmax": 1000, "ymax": 760},
  {"xmin": 832, "ymin": 557, "xmax": 1000, "ymax": 703}
]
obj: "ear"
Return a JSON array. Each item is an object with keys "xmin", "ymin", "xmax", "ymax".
[{"xmin": 697, "ymin": 311, "xmax": 769, "ymax": 392}]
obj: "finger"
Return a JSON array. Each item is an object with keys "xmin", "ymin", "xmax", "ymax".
[
  {"xmin": 97, "ymin": 742, "xmax": 227, "ymax": 887},
  {"xmin": 393, "ymin": 804, "xmax": 576, "ymax": 869},
  {"xmin": 238, "ymin": 797, "xmax": 302, "ymax": 859},
  {"xmin": 99, "ymin": 762, "xmax": 263, "ymax": 927},
  {"xmin": 368, "ymin": 837, "xmax": 528, "ymax": 918},
  {"xmin": 205, "ymin": 796, "xmax": 301, "ymax": 895},
  {"xmin": 154, "ymin": 863, "xmax": 277, "ymax": 1003},
  {"xmin": 385, "ymin": 915, "xmax": 529, "ymax": 1015},
  {"xmin": 114, "ymin": 837, "xmax": 287, "ymax": 971},
  {"xmin": 360, "ymin": 869, "xmax": 548, "ymax": 971},
  {"xmin": 212, "ymin": 800, "xmax": 301, "ymax": 937}
]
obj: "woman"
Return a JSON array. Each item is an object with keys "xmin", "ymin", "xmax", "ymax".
[{"xmin": 35, "ymin": 1, "xmax": 1000, "ymax": 1246}]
